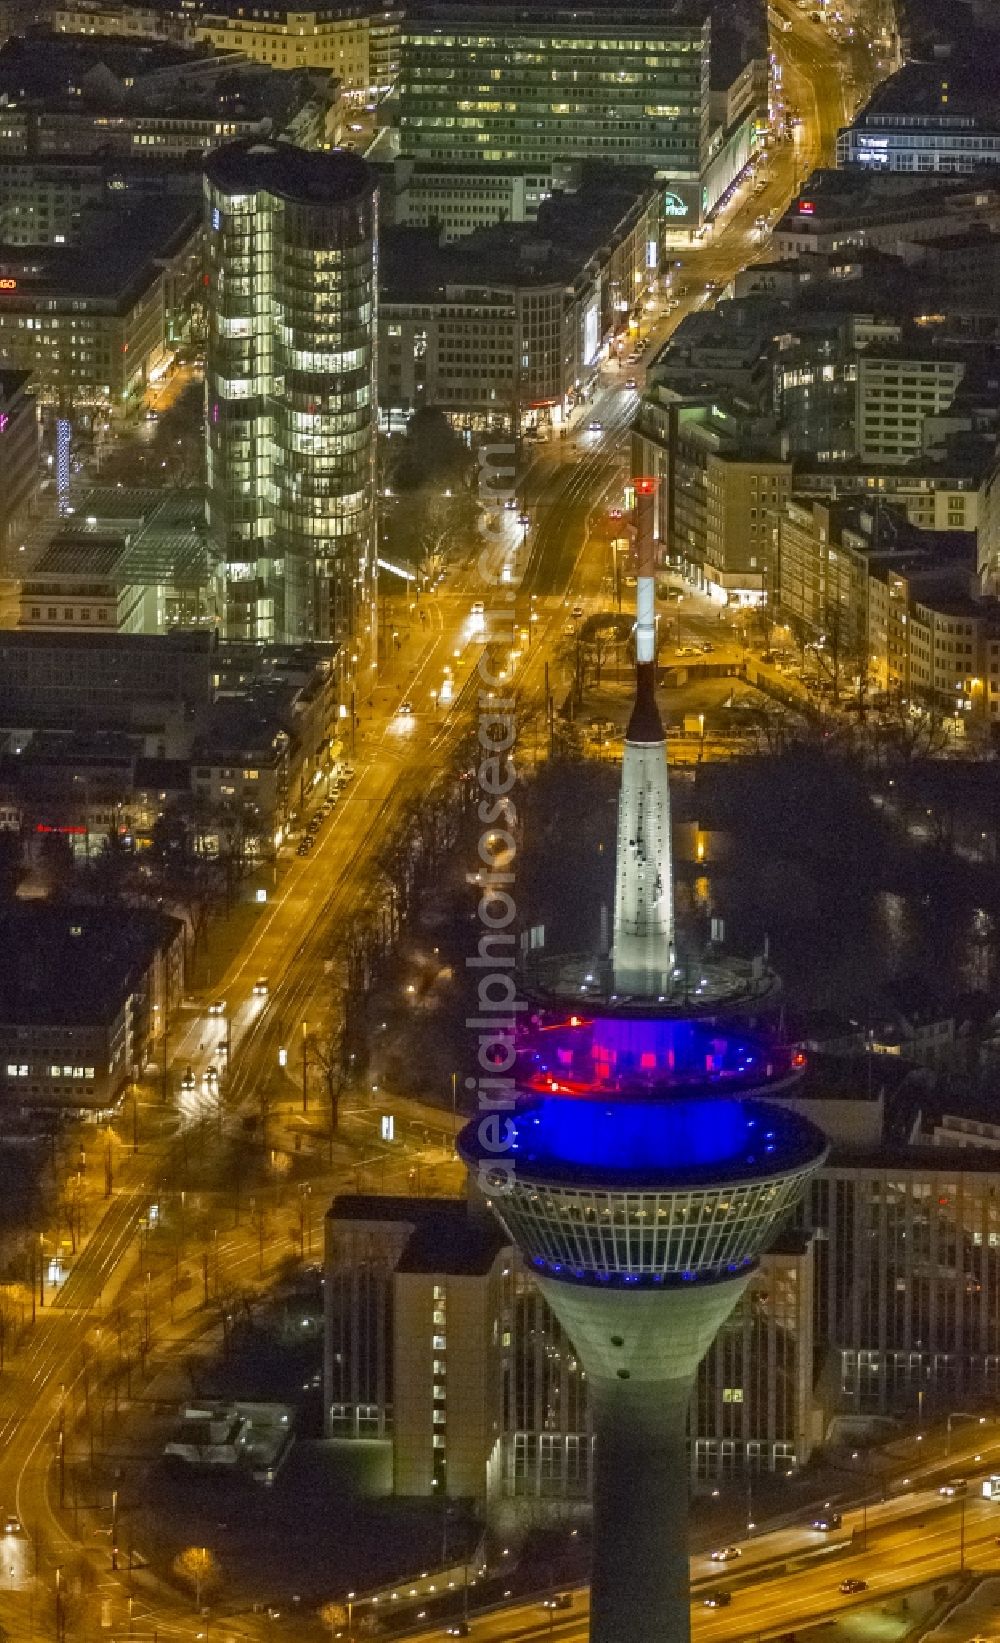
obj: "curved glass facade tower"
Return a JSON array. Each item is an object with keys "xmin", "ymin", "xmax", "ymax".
[{"xmin": 204, "ymin": 139, "xmax": 377, "ymax": 646}]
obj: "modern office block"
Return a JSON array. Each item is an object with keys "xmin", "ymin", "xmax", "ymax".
[
  {"xmin": 399, "ymin": 0, "xmax": 709, "ymax": 213},
  {"xmin": 204, "ymin": 138, "xmax": 378, "ymax": 644}
]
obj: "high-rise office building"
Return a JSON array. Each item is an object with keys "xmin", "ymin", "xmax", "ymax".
[
  {"xmin": 398, "ymin": 0, "xmax": 710, "ymax": 219},
  {"xmin": 204, "ymin": 138, "xmax": 378, "ymax": 645}
]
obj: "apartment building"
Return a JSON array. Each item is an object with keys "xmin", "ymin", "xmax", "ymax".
[
  {"xmin": 195, "ymin": 1, "xmax": 401, "ymax": 98},
  {"xmin": 774, "ymin": 493, "xmax": 1000, "ymax": 714},
  {"xmin": 856, "ymin": 348, "xmax": 966, "ymax": 463},
  {"xmin": 632, "ymin": 392, "xmax": 788, "ymax": 601},
  {"xmin": 0, "ymin": 34, "xmax": 338, "ymax": 161}
]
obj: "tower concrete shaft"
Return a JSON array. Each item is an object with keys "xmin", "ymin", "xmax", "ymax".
[
  {"xmin": 634, "ymin": 480, "xmax": 657, "ymax": 666},
  {"xmin": 537, "ymin": 1275, "xmax": 750, "ymax": 1643},
  {"xmin": 612, "ymin": 663, "xmax": 674, "ymax": 995},
  {"xmin": 613, "ymin": 479, "xmax": 673, "ymax": 996}
]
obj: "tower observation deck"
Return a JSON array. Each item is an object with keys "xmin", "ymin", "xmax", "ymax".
[{"xmin": 458, "ymin": 479, "xmax": 827, "ymax": 1643}]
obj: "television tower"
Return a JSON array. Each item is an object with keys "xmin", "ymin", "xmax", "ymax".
[{"xmin": 460, "ymin": 479, "xmax": 826, "ymax": 1643}]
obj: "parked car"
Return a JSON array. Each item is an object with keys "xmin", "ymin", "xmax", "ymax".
[{"xmin": 710, "ymin": 1546, "xmax": 741, "ymax": 1563}]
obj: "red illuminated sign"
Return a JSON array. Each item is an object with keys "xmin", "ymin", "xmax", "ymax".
[
  {"xmin": 35, "ymin": 823, "xmax": 86, "ymax": 835},
  {"xmin": 633, "ymin": 477, "xmax": 657, "ymax": 496},
  {"xmin": 798, "ymin": 200, "xmax": 815, "ymax": 216}
]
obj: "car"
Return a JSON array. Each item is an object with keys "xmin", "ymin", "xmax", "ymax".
[
  {"xmin": 700, "ymin": 641, "xmax": 715, "ymax": 654},
  {"xmin": 839, "ymin": 1579, "xmax": 868, "ymax": 1595},
  {"xmin": 180, "ymin": 1066, "xmax": 196, "ymax": 1092},
  {"xmin": 625, "ymin": 377, "xmax": 637, "ymax": 389},
  {"xmin": 703, "ymin": 1591, "xmax": 732, "ymax": 1609},
  {"xmin": 471, "ymin": 600, "xmax": 485, "ymax": 617},
  {"xmin": 811, "ymin": 1510, "xmax": 842, "ymax": 1531},
  {"xmin": 939, "ymin": 1478, "xmax": 968, "ymax": 1497},
  {"xmin": 252, "ymin": 978, "xmax": 270, "ymax": 998},
  {"xmin": 677, "ymin": 644, "xmax": 702, "ymax": 658},
  {"xmin": 541, "ymin": 1595, "xmax": 573, "ymax": 1611},
  {"xmin": 208, "ymin": 999, "xmax": 226, "ymax": 1016},
  {"xmin": 4, "ymin": 1516, "xmax": 23, "ymax": 1537},
  {"xmin": 710, "ymin": 1546, "xmax": 741, "ymax": 1563},
  {"xmin": 571, "ymin": 604, "xmax": 584, "ymax": 619},
  {"xmin": 444, "ymin": 1625, "xmax": 471, "ymax": 1637},
  {"xmin": 202, "ymin": 1066, "xmax": 219, "ymax": 1095},
  {"xmin": 341, "ymin": 764, "xmax": 355, "ymax": 780},
  {"xmin": 588, "ymin": 420, "xmax": 603, "ymax": 432},
  {"xmin": 398, "ymin": 700, "xmax": 414, "ymax": 717}
]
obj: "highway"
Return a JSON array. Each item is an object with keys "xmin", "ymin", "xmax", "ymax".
[{"xmin": 401, "ymin": 1481, "xmax": 1000, "ymax": 1643}]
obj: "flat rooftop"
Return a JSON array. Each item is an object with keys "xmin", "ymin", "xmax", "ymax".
[
  {"xmin": 404, "ymin": 0, "xmax": 705, "ymax": 15},
  {"xmin": 0, "ymin": 201, "xmax": 198, "ymax": 303},
  {"xmin": 856, "ymin": 57, "xmax": 1000, "ymax": 125},
  {"xmin": 205, "ymin": 138, "xmax": 375, "ymax": 207},
  {"xmin": 382, "ymin": 165, "xmax": 657, "ymax": 299},
  {"xmin": 329, "ymin": 1194, "xmax": 508, "ymax": 1275},
  {"xmin": 0, "ymin": 904, "xmax": 181, "ymax": 1027}
]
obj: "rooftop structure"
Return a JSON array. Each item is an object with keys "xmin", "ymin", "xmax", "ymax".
[
  {"xmin": 19, "ymin": 487, "xmax": 220, "ymax": 633},
  {"xmin": 772, "ymin": 168, "xmax": 1000, "ymax": 260},
  {"xmin": 839, "ymin": 58, "xmax": 1000, "ymax": 175},
  {"xmin": 163, "ymin": 1401, "xmax": 295, "ymax": 1485},
  {"xmin": 0, "ymin": 32, "xmax": 338, "ymax": 158}
]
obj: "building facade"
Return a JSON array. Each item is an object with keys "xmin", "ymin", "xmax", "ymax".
[
  {"xmin": 325, "ymin": 1194, "xmax": 820, "ymax": 1507},
  {"xmin": 631, "ymin": 393, "xmax": 788, "ymax": 601},
  {"xmin": 195, "ymin": 2, "xmax": 401, "ymax": 100},
  {"xmin": 204, "ymin": 139, "xmax": 377, "ymax": 645},
  {"xmin": 398, "ymin": 0, "xmax": 709, "ymax": 214},
  {"xmin": 0, "ymin": 203, "xmax": 199, "ymax": 423},
  {"xmin": 0, "ymin": 904, "xmax": 185, "ymax": 1114},
  {"xmin": 855, "ymin": 349, "xmax": 966, "ymax": 464},
  {"xmin": 0, "ymin": 369, "xmax": 38, "ymax": 566},
  {"xmin": 380, "ymin": 168, "xmax": 659, "ymax": 435}
]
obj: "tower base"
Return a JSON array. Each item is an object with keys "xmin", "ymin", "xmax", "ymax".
[{"xmin": 536, "ymin": 1274, "xmax": 751, "ymax": 1643}]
